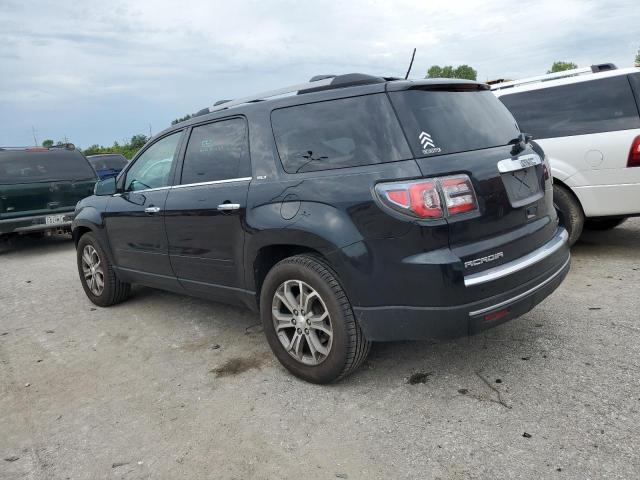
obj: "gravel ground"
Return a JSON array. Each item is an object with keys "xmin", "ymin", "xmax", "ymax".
[{"xmin": 1, "ymin": 219, "xmax": 639, "ymax": 480}]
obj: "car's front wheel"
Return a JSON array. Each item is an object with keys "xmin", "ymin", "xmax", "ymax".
[
  {"xmin": 260, "ymin": 254, "xmax": 370, "ymax": 384},
  {"xmin": 76, "ymin": 232, "xmax": 130, "ymax": 307}
]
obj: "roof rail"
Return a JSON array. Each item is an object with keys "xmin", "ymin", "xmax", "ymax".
[
  {"xmin": 205, "ymin": 73, "xmax": 386, "ymax": 114},
  {"xmin": 0, "ymin": 144, "xmax": 75, "ymax": 151},
  {"xmin": 491, "ymin": 63, "xmax": 617, "ymax": 91},
  {"xmin": 207, "ymin": 77, "xmax": 334, "ymax": 113}
]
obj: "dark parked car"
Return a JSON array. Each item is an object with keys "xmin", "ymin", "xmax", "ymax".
[
  {"xmin": 1, "ymin": 145, "xmax": 97, "ymax": 242},
  {"xmin": 72, "ymin": 73, "xmax": 570, "ymax": 383},
  {"xmin": 86, "ymin": 153, "xmax": 128, "ymax": 180}
]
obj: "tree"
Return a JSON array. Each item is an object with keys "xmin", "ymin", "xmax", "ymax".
[
  {"xmin": 427, "ymin": 65, "xmax": 443, "ymax": 78},
  {"xmin": 130, "ymin": 134, "xmax": 148, "ymax": 150},
  {"xmin": 171, "ymin": 114, "xmax": 192, "ymax": 125},
  {"xmin": 426, "ymin": 64, "xmax": 477, "ymax": 81},
  {"xmin": 453, "ymin": 65, "xmax": 477, "ymax": 81},
  {"xmin": 635, "ymin": 48, "xmax": 640, "ymax": 67},
  {"xmin": 548, "ymin": 61, "xmax": 578, "ymax": 73},
  {"xmin": 81, "ymin": 134, "xmax": 149, "ymax": 160},
  {"xmin": 41, "ymin": 139, "xmax": 54, "ymax": 148}
]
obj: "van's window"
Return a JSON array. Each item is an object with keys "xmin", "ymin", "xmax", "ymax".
[
  {"xmin": 0, "ymin": 150, "xmax": 96, "ymax": 184},
  {"xmin": 125, "ymin": 131, "xmax": 181, "ymax": 191},
  {"xmin": 628, "ymin": 72, "xmax": 640, "ymax": 109},
  {"xmin": 499, "ymin": 76, "xmax": 640, "ymax": 139},
  {"xmin": 181, "ymin": 118, "xmax": 250, "ymax": 184},
  {"xmin": 271, "ymin": 94, "xmax": 412, "ymax": 173},
  {"xmin": 389, "ymin": 89, "xmax": 520, "ymax": 157},
  {"xmin": 88, "ymin": 154, "xmax": 128, "ymax": 171}
]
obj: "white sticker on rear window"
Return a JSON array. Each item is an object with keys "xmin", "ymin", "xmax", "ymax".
[{"xmin": 419, "ymin": 131, "xmax": 442, "ymax": 155}]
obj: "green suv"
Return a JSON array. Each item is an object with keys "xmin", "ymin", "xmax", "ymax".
[{"xmin": 0, "ymin": 145, "xmax": 97, "ymax": 241}]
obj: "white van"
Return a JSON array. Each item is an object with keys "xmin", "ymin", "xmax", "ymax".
[{"xmin": 492, "ymin": 64, "xmax": 640, "ymax": 245}]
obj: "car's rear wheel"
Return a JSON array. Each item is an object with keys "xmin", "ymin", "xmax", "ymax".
[
  {"xmin": 260, "ymin": 254, "xmax": 370, "ymax": 384},
  {"xmin": 77, "ymin": 232, "xmax": 130, "ymax": 307},
  {"xmin": 584, "ymin": 217, "xmax": 627, "ymax": 231},
  {"xmin": 553, "ymin": 184, "xmax": 584, "ymax": 246}
]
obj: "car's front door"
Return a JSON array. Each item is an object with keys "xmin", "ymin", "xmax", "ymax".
[
  {"xmin": 105, "ymin": 131, "xmax": 183, "ymax": 287},
  {"xmin": 164, "ymin": 117, "xmax": 251, "ymax": 302}
]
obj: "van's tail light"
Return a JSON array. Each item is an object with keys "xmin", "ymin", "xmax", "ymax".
[
  {"xmin": 628, "ymin": 136, "xmax": 640, "ymax": 167},
  {"xmin": 375, "ymin": 174, "xmax": 478, "ymax": 219}
]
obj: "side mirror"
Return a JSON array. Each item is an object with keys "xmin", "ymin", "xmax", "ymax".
[{"xmin": 94, "ymin": 177, "xmax": 118, "ymax": 196}]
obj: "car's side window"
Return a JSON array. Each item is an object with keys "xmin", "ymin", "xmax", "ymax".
[
  {"xmin": 180, "ymin": 118, "xmax": 250, "ymax": 185},
  {"xmin": 124, "ymin": 132, "xmax": 182, "ymax": 191}
]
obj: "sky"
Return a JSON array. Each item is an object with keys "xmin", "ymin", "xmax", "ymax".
[{"xmin": 1, "ymin": 0, "xmax": 638, "ymax": 148}]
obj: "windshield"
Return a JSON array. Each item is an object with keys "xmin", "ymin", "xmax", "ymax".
[
  {"xmin": 389, "ymin": 89, "xmax": 520, "ymax": 157},
  {"xmin": 0, "ymin": 149, "xmax": 97, "ymax": 184},
  {"xmin": 88, "ymin": 155, "xmax": 128, "ymax": 171}
]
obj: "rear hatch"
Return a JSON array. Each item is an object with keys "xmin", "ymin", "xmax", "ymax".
[
  {"xmin": 0, "ymin": 148, "xmax": 97, "ymax": 219},
  {"xmin": 388, "ymin": 82, "xmax": 559, "ymax": 288}
]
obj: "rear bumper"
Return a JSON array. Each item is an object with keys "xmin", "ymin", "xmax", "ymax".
[
  {"xmin": 353, "ymin": 228, "xmax": 570, "ymax": 341},
  {"xmin": 0, "ymin": 212, "xmax": 74, "ymax": 235}
]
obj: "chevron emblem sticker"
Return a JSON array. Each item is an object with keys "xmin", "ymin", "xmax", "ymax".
[{"xmin": 418, "ymin": 131, "xmax": 442, "ymax": 154}]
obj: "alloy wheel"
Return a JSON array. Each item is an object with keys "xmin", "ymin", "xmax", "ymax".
[
  {"xmin": 272, "ymin": 279, "xmax": 333, "ymax": 366},
  {"xmin": 81, "ymin": 244, "xmax": 105, "ymax": 296}
]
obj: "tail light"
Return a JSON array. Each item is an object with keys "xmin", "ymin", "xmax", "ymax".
[
  {"xmin": 375, "ymin": 174, "xmax": 478, "ymax": 219},
  {"xmin": 628, "ymin": 136, "xmax": 640, "ymax": 167},
  {"xmin": 542, "ymin": 155, "xmax": 550, "ymax": 181}
]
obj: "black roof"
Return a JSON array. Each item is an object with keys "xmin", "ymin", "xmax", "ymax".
[{"xmin": 160, "ymin": 73, "xmax": 488, "ymax": 138}]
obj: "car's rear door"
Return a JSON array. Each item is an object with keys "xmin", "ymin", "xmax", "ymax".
[
  {"xmin": 164, "ymin": 117, "xmax": 251, "ymax": 302},
  {"xmin": 105, "ymin": 131, "xmax": 183, "ymax": 287}
]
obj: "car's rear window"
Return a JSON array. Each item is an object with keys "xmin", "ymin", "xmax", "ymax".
[
  {"xmin": 271, "ymin": 94, "xmax": 412, "ymax": 173},
  {"xmin": 498, "ymin": 75, "xmax": 640, "ymax": 139},
  {"xmin": 88, "ymin": 155, "xmax": 128, "ymax": 170},
  {"xmin": 0, "ymin": 149, "xmax": 96, "ymax": 184},
  {"xmin": 389, "ymin": 89, "xmax": 521, "ymax": 157}
]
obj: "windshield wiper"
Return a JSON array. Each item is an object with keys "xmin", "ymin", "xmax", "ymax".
[{"xmin": 508, "ymin": 133, "xmax": 533, "ymax": 156}]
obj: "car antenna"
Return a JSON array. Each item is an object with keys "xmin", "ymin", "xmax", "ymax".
[{"xmin": 404, "ymin": 48, "xmax": 417, "ymax": 80}]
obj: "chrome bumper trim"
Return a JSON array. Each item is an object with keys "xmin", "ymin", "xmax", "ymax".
[
  {"xmin": 469, "ymin": 255, "xmax": 570, "ymax": 317},
  {"xmin": 464, "ymin": 228, "xmax": 569, "ymax": 287}
]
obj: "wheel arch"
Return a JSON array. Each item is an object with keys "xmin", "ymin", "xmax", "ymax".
[{"xmin": 250, "ymin": 243, "xmax": 328, "ymax": 308}]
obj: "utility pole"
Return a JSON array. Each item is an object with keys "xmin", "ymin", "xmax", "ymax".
[
  {"xmin": 148, "ymin": 124, "xmax": 152, "ymax": 138},
  {"xmin": 31, "ymin": 126, "xmax": 38, "ymax": 146}
]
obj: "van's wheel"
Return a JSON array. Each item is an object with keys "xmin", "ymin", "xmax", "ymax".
[
  {"xmin": 260, "ymin": 254, "xmax": 371, "ymax": 384},
  {"xmin": 553, "ymin": 184, "xmax": 584, "ymax": 246},
  {"xmin": 0, "ymin": 235, "xmax": 13, "ymax": 253},
  {"xmin": 584, "ymin": 217, "xmax": 627, "ymax": 231},
  {"xmin": 76, "ymin": 232, "xmax": 131, "ymax": 307}
]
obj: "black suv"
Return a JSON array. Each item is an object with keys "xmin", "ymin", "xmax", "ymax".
[{"xmin": 72, "ymin": 74, "xmax": 570, "ymax": 383}]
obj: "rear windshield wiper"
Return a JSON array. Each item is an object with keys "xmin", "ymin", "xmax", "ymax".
[{"xmin": 508, "ymin": 133, "xmax": 533, "ymax": 156}]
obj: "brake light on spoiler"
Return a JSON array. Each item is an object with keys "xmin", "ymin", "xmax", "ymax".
[{"xmin": 375, "ymin": 174, "xmax": 478, "ymax": 219}]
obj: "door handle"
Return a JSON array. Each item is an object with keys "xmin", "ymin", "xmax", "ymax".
[
  {"xmin": 217, "ymin": 203, "xmax": 240, "ymax": 211},
  {"xmin": 144, "ymin": 206, "xmax": 161, "ymax": 214}
]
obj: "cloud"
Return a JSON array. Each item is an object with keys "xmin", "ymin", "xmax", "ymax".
[{"xmin": 0, "ymin": 0, "xmax": 638, "ymax": 146}]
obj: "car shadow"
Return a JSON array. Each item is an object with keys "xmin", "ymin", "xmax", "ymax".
[
  {"xmin": 118, "ymin": 283, "xmax": 548, "ymax": 387},
  {"xmin": 0, "ymin": 234, "xmax": 74, "ymax": 257},
  {"xmin": 572, "ymin": 218, "xmax": 640, "ymax": 258}
]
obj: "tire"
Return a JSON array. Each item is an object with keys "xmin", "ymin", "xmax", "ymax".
[
  {"xmin": 584, "ymin": 217, "xmax": 627, "ymax": 231},
  {"xmin": 260, "ymin": 254, "xmax": 371, "ymax": 384},
  {"xmin": 553, "ymin": 184, "xmax": 584, "ymax": 246},
  {"xmin": 0, "ymin": 234, "xmax": 13, "ymax": 252},
  {"xmin": 76, "ymin": 232, "xmax": 130, "ymax": 307}
]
